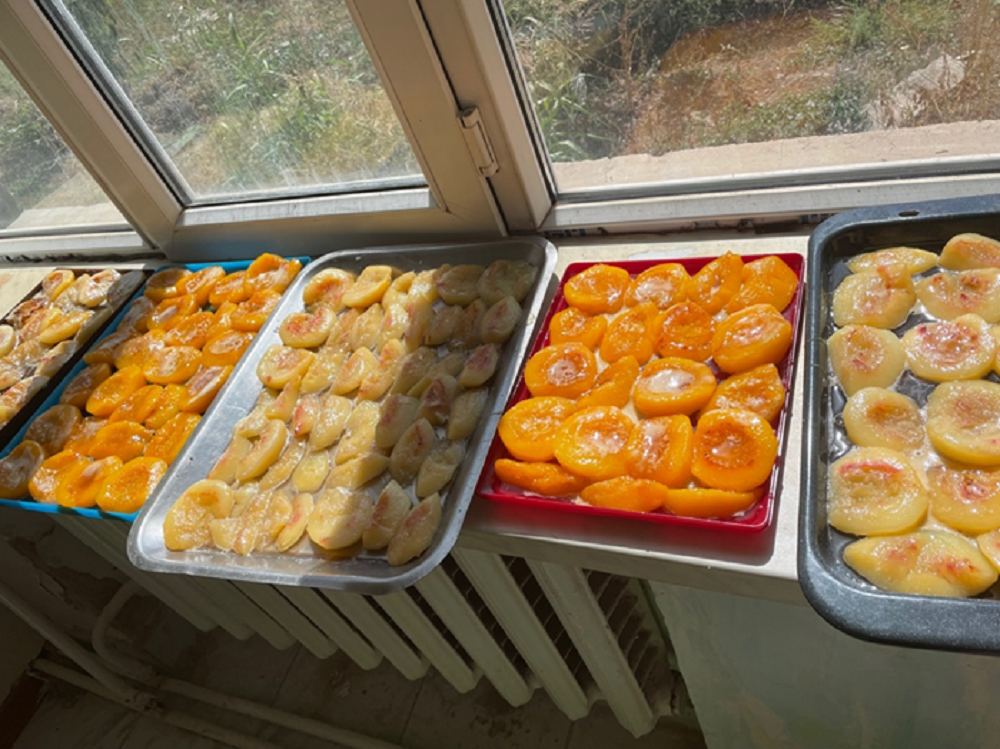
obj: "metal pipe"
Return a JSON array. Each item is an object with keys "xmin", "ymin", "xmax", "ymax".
[
  {"xmin": 32, "ymin": 660, "xmax": 283, "ymax": 749},
  {"xmin": 91, "ymin": 580, "xmax": 159, "ymax": 684},
  {"xmin": 0, "ymin": 578, "xmax": 151, "ymax": 709}
]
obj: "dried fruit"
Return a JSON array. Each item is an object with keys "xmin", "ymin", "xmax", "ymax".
[
  {"xmin": 108, "ymin": 384, "xmax": 164, "ymax": 425},
  {"xmin": 309, "ymin": 394, "xmax": 353, "ymax": 451},
  {"xmin": 114, "ymin": 329, "xmax": 168, "ymax": 371},
  {"xmin": 55, "ymin": 456, "xmax": 122, "ymax": 509},
  {"xmin": 39, "ymin": 310, "xmax": 92, "ymax": 345},
  {"xmin": 96, "ymin": 456, "xmax": 168, "ymax": 514},
  {"xmin": 257, "ymin": 345, "xmax": 314, "ymax": 389},
  {"xmin": 260, "ymin": 437, "xmax": 307, "ymax": 490},
  {"xmin": 163, "ymin": 479, "xmax": 233, "ymax": 549},
  {"xmin": 847, "ymin": 247, "xmax": 937, "ymax": 275},
  {"xmin": 581, "ymin": 477, "xmax": 669, "ymax": 513},
  {"xmin": 244, "ymin": 254, "xmax": 300, "ymax": 296},
  {"xmin": 164, "ymin": 311, "xmax": 215, "ymax": 349},
  {"xmin": 553, "ymin": 406, "xmax": 633, "ymax": 481},
  {"xmin": 524, "ymin": 342, "xmax": 597, "ymax": 399},
  {"xmin": 209, "ymin": 271, "xmax": 251, "ymax": 306},
  {"xmin": 711, "ymin": 304, "xmax": 792, "ymax": 374},
  {"xmin": 308, "ymin": 486, "xmax": 373, "ymax": 550},
  {"xmin": 327, "ymin": 453, "xmax": 390, "ymax": 490},
  {"xmin": 653, "ymin": 302, "xmax": 715, "ymax": 362},
  {"xmin": 209, "ymin": 436, "xmax": 253, "ymax": 484},
  {"xmin": 633, "ymin": 358, "xmax": 716, "ymax": 416},
  {"xmin": 331, "ymin": 348, "xmax": 376, "ymax": 395},
  {"xmin": 144, "ymin": 384, "xmax": 187, "ymax": 430},
  {"xmin": 564, "ymin": 264, "xmax": 630, "ymax": 315},
  {"xmin": 86, "ymin": 366, "xmax": 147, "ymax": 417},
  {"xmin": 144, "ymin": 268, "xmax": 191, "ymax": 303},
  {"xmin": 29, "ymin": 450, "xmax": 81, "ymax": 503},
  {"xmin": 624, "ymin": 415, "xmax": 693, "ymax": 487},
  {"xmin": 577, "ymin": 356, "xmax": 639, "ymax": 411},
  {"xmin": 25, "ymin": 404, "xmax": 81, "ymax": 455},
  {"xmin": 292, "ymin": 451, "xmax": 330, "ymax": 493},
  {"xmin": 181, "ymin": 366, "xmax": 232, "ymax": 414},
  {"xmin": 477, "ymin": 260, "xmax": 538, "ymax": 305},
  {"xmin": 661, "ymin": 487, "xmax": 763, "ymax": 518},
  {"xmin": 147, "ymin": 293, "xmax": 198, "ymax": 331},
  {"xmin": 363, "ymin": 481, "xmax": 412, "ymax": 550},
  {"xmin": 600, "ymin": 302, "xmax": 657, "ymax": 364},
  {"xmin": 437, "ymin": 265, "xmax": 485, "ymax": 305},
  {"xmin": 702, "ymin": 364, "xmax": 785, "ymax": 423},
  {"xmin": 549, "ymin": 307, "xmax": 607, "ymax": 350},
  {"xmin": 387, "ymin": 493, "xmax": 442, "ymax": 566},
  {"xmin": 145, "ymin": 412, "xmax": 201, "ymax": 464},
  {"xmin": 88, "ymin": 421, "xmax": 154, "ymax": 462},
  {"xmin": 0, "ymin": 442, "xmax": 45, "ymax": 498},
  {"xmin": 177, "ymin": 265, "xmax": 225, "ymax": 307},
  {"xmin": 276, "ymin": 493, "xmax": 314, "ymax": 551},
  {"xmin": 687, "ymin": 252, "xmax": 743, "ymax": 313},
  {"xmin": 237, "ymin": 419, "xmax": 288, "ymax": 481},
  {"xmin": 343, "ymin": 265, "xmax": 393, "ymax": 308},
  {"xmin": 691, "ymin": 409, "xmax": 777, "ymax": 492},
  {"xmin": 498, "ymin": 396, "xmax": 576, "ymax": 462},
  {"xmin": 494, "ymin": 458, "xmax": 589, "ymax": 496},
  {"xmin": 303, "ymin": 269, "xmax": 355, "ymax": 309},
  {"xmin": 142, "ymin": 345, "xmax": 203, "ymax": 385},
  {"xmin": 726, "ymin": 256, "xmax": 798, "ymax": 313},
  {"xmin": 202, "ymin": 329, "xmax": 254, "ymax": 368},
  {"xmin": 231, "ymin": 290, "xmax": 282, "ymax": 332}
]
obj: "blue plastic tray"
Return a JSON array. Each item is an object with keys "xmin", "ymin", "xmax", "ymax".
[{"xmin": 0, "ymin": 258, "xmax": 307, "ymax": 522}]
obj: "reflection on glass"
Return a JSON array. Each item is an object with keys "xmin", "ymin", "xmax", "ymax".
[
  {"xmin": 0, "ymin": 61, "xmax": 124, "ymax": 231},
  {"xmin": 502, "ymin": 0, "xmax": 1000, "ymax": 191},
  {"xmin": 58, "ymin": 0, "xmax": 423, "ymax": 200}
]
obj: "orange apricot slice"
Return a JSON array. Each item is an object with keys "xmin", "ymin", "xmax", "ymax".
[
  {"xmin": 207, "ymin": 300, "xmax": 238, "ymax": 340},
  {"xmin": 244, "ymin": 254, "xmax": 301, "ymax": 296},
  {"xmin": 202, "ymin": 329, "xmax": 254, "ymax": 368},
  {"xmin": 147, "ymin": 293, "xmax": 199, "ymax": 331},
  {"xmin": 494, "ymin": 458, "xmax": 590, "ymax": 496},
  {"xmin": 55, "ymin": 456, "xmax": 122, "ymax": 509},
  {"xmin": 625, "ymin": 263, "xmax": 689, "ymax": 309},
  {"xmin": 563, "ymin": 264, "xmax": 631, "ymax": 315},
  {"xmin": 691, "ymin": 408, "xmax": 778, "ymax": 492},
  {"xmin": 178, "ymin": 265, "xmax": 226, "ymax": 307},
  {"xmin": 142, "ymin": 346, "xmax": 202, "ymax": 385},
  {"xmin": 63, "ymin": 417, "xmax": 107, "ymax": 455},
  {"xmin": 549, "ymin": 307, "xmax": 607, "ymax": 349},
  {"xmin": 577, "ymin": 356, "xmax": 640, "ymax": 410},
  {"xmin": 145, "ymin": 412, "xmax": 201, "ymax": 464},
  {"xmin": 29, "ymin": 450, "xmax": 82, "ymax": 503},
  {"xmin": 0, "ymin": 442, "xmax": 45, "ymax": 498},
  {"xmin": 711, "ymin": 303, "xmax": 793, "ymax": 374},
  {"xmin": 524, "ymin": 342, "xmax": 598, "ymax": 399},
  {"xmin": 553, "ymin": 406, "xmax": 634, "ymax": 481},
  {"xmin": 86, "ymin": 366, "xmax": 147, "ymax": 417},
  {"xmin": 144, "ymin": 384, "xmax": 187, "ymax": 430},
  {"xmin": 687, "ymin": 252, "xmax": 744, "ymax": 314},
  {"xmin": 654, "ymin": 302, "xmax": 715, "ymax": 362},
  {"xmin": 88, "ymin": 421, "xmax": 154, "ymax": 462},
  {"xmin": 498, "ymin": 396, "xmax": 577, "ymax": 462},
  {"xmin": 726, "ymin": 256, "xmax": 798, "ymax": 313},
  {"xmin": 231, "ymin": 290, "xmax": 281, "ymax": 332},
  {"xmin": 108, "ymin": 384, "xmax": 164, "ymax": 425},
  {"xmin": 600, "ymin": 302, "xmax": 657, "ymax": 364},
  {"xmin": 181, "ymin": 366, "xmax": 232, "ymax": 414},
  {"xmin": 144, "ymin": 267, "xmax": 191, "ymax": 303},
  {"xmin": 113, "ymin": 329, "xmax": 167, "ymax": 371},
  {"xmin": 580, "ymin": 477, "xmax": 669, "ymax": 513},
  {"xmin": 164, "ymin": 311, "xmax": 215, "ymax": 349},
  {"xmin": 633, "ymin": 358, "xmax": 716, "ymax": 416},
  {"xmin": 96, "ymin": 457, "xmax": 168, "ymax": 514},
  {"xmin": 624, "ymin": 415, "xmax": 694, "ymax": 487},
  {"xmin": 59, "ymin": 363, "xmax": 112, "ymax": 410},
  {"xmin": 703, "ymin": 363, "xmax": 786, "ymax": 423},
  {"xmin": 661, "ymin": 487, "xmax": 763, "ymax": 518},
  {"xmin": 25, "ymin": 404, "xmax": 82, "ymax": 455},
  {"xmin": 209, "ymin": 271, "xmax": 250, "ymax": 307}
]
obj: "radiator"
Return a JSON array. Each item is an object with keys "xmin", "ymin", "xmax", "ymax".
[{"xmin": 56, "ymin": 516, "xmax": 691, "ymax": 738}]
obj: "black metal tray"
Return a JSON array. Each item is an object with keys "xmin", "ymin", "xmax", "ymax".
[{"xmin": 801, "ymin": 194, "xmax": 1000, "ymax": 653}]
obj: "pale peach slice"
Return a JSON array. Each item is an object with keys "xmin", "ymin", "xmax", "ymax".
[
  {"xmin": 292, "ymin": 450, "xmax": 330, "ymax": 493},
  {"xmin": 276, "ymin": 492, "xmax": 315, "ymax": 551},
  {"xmin": 390, "ymin": 418, "xmax": 435, "ymax": 485},
  {"xmin": 232, "ymin": 489, "xmax": 273, "ymax": 555},
  {"xmin": 362, "ymin": 481, "xmax": 412, "ymax": 550},
  {"xmin": 437, "ymin": 265, "xmax": 484, "ymax": 305},
  {"xmin": 302, "ymin": 269, "xmax": 355, "ymax": 309},
  {"xmin": 209, "ymin": 517, "xmax": 240, "ymax": 551},
  {"xmin": 335, "ymin": 401, "xmax": 380, "ymax": 465},
  {"xmin": 327, "ymin": 453, "xmax": 390, "ymax": 490},
  {"xmin": 387, "ymin": 493, "xmax": 442, "ymax": 566},
  {"xmin": 940, "ymin": 233, "xmax": 1000, "ymax": 270},
  {"xmin": 260, "ymin": 437, "xmax": 307, "ymax": 490},
  {"xmin": 236, "ymin": 419, "xmax": 288, "ymax": 481},
  {"xmin": 343, "ymin": 266, "xmax": 393, "ymax": 308},
  {"xmin": 409, "ymin": 269, "xmax": 440, "ymax": 305},
  {"xmin": 300, "ymin": 347, "xmax": 348, "ymax": 395},
  {"xmin": 163, "ymin": 480, "xmax": 233, "ymax": 551},
  {"xmin": 479, "ymin": 296, "xmax": 521, "ymax": 344},
  {"xmin": 408, "ymin": 352, "xmax": 466, "ymax": 398},
  {"xmin": 403, "ymin": 297, "xmax": 432, "ymax": 352},
  {"xmin": 292, "ymin": 393, "xmax": 321, "ymax": 438},
  {"xmin": 392, "ymin": 348, "xmax": 437, "ymax": 395},
  {"xmin": 307, "ymin": 486, "xmax": 373, "ymax": 550},
  {"xmin": 118, "ymin": 297, "xmax": 154, "ymax": 336},
  {"xmin": 208, "ymin": 436, "xmax": 253, "ymax": 484},
  {"xmin": 257, "ymin": 345, "xmax": 314, "ymax": 390},
  {"xmin": 0, "ymin": 326, "xmax": 14, "ymax": 359},
  {"xmin": 42, "ymin": 270, "xmax": 75, "ymax": 301},
  {"xmin": 358, "ymin": 339, "xmax": 405, "ymax": 401},
  {"xmin": 279, "ymin": 305, "xmax": 337, "ymax": 348},
  {"xmin": 309, "ymin": 394, "xmax": 353, "ymax": 451},
  {"xmin": 416, "ymin": 441, "xmax": 464, "ymax": 498},
  {"xmin": 457, "ymin": 344, "xmax": 499, "ymax": 388},
  {"xmin": 448, "ymin": 389, "xmax": 488, "ymax": 441},
  {"xmin": 417, "ymin": 374, "xmax": 460, "ymax": 427},
  {"xmin": 423, "ymin": 305, "xmax": 461, "ymax": 347},
  {"xmin": 452, "ymin": 300, "xmax": 486, "ymax": 349},
  {"xmin": 478, "ymin": 260, "xmax": 538, "ymax": 305},
  {"xmin": 375, "ymin": 394, "xmax": 420, "ymax": 450},
  {"xmin": 39, "ymin": 310, "xmax": 92, "ymax": 345},
  {"xmin": 266, "ymin": 378, "xmax": 301, "ymax": 422},
  {"xmin": 234, "ymin": 392, "xmax": 277, "ymax": 439},
  {"xmin": 350, "ymin": 304, "xmax": 384, "ymax": 351},
  {"xmin": 379, "ymin": 301, "xmax": 410, "ymax": 348},
  {"xmin": 331, "ymin": 348, "xmax": 377, "ymax": 395}
]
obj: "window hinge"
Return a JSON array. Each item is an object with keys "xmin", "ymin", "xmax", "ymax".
[{"xmin": 459, "ymin": 107, "xmax": 499, "ymax": 178}]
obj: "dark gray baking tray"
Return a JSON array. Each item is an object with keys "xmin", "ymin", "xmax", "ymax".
[{"xmin": 801, "ymin": 194, "xmax": 1000, "ymax": 653}]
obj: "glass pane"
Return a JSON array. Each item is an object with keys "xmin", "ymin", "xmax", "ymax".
[
  {"xmin": 502, "ymin": 0, "xmax": 1000, "ymax": 194},
  {"xmin": 55, "ymin": 0, "xmax": 423, "ymax": 201},
  {"xmin": 0, "ymin": 61, "xmax": 125, "ymax": 232}
]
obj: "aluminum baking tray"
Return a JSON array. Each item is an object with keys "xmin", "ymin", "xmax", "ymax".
[
  {"xmin": 477, "ymin": 252, "xmax": 804, "ymax": 533},
  {"xmin": 801, "ymin": 194, "xmax": 1000, "ymax": 652},
  {"xmin": 128, "ymin": 238, "xmax": 557, "ymax": 594}
]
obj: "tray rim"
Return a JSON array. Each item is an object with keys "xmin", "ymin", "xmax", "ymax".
[
  {"xmin": 476, "ymin": 250, "xmax": 806, "ymax": 533},
  {"xmin": 127, "ymin": 237, "xmax": 558, "ymax": 594},
  {"xmin": 800, "ymin": 193, "xmax": 1000, "ymax": 654}
]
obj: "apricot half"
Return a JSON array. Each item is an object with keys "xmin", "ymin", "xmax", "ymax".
[
  {"xmin": 144, "ymin": 267, "xmax": 191, "ymax": 303},
  {"xmin": 498, "ymin": 396, "xmax": 577, "ymax": 462},
  {"xmin": 687, "ymin": 252, "xmax": 743, "ymax": 313},
  {"xmin": 231, "ymin": 290, "xmax": 281, "ymax": 332},
  {"xmin": 164, "ymin": 311, "xmax": 215, "ymax": 349},
  {"xmin": 147, "ymin": 293, "xmax": 199, "ymax": 331},
  {"xmin": 654, "ymin": 302, "xmax": 715, "ymax": 362},
  {"xmin": 59, "ymin": 363, "xmax": 112, "ymax": 410},
  {"xmin": 144, "ymin": 384, "xmax": 187, "ymax": 430},
  {"xmin": 209, "ymin": 271, "xmax": 250, "ymax": 306},
  {"xmin": 691, "ymin": 408, "xmax": 778, "ymax": 492},
  {"xmin": 703, "ymin": 363, "xmax": 786, "ymax": 423},
  {"xmin": 549, "ymin": 307, "xmax": 607, "ymax": 350},
  {"xmin": 96, "ymin": 457, "xmax": 168, "ymax": 514},
  {"xmin": 633, "ymin": 358, "xmax": 716, "ymax": 416},
  {"xmin": 563, "ymin": 264, "xmax": 630, "ymax": 315},
  {"xmin": 0, "ymin": 442, "xmax": 44, "ymax": 499},
  {"xmin": 25, "ymin": 404, "xmax": 81, "ymax": 455},
  {"xmin": 244, "ymin": 254, "xmax": 300, "ymax": 296},
  {"xmin": 29, "ymin": 450, "xmax": 81, "ymax": 503},
  {"xmin": 661, "ymin": 487, "xmax": 763, "ymax": 518},
  {"xmin": 177, "ymin": 265, "xmax": 225, "ymax": 307},
  {"xmin": 202, "ymin": 329, "xmax": 254, "ymax": 368},
  {"xmin": 55, "ymin": 456, "xmax": 122, "ymax": 508},
  {"xmin": 88, "ymin": 421, "xmax": 153, "ymax": 462},
  {"xmin": 86, "ymin": 366, "xmax": 147, "ymax": 417},
  {"xmin": 145, "ymin": 412, "xmax": 201, "ymax": 464},
  {"xmin": 600, "ymin": 302, "xmax": 657, "ymax": 364},
  {"xmin": 726, "ymin": 256, "xmax": 798, "ymax": 313},
  {"xmin": 109, "ymin": 384, "xmax": 164, "ymax": 425},
  {"xmin": 624, "ymin": 415, "xmax": 694, "ymax": 487},
  {"xmin": 494, "ymin": 458, "xmax": 589, "ymax": 496},
  {"xmin": 524, "ymin": 342, "xmax": 598, "ymax": 399},
  {"xmin": 553, "ymin": 406, "xmax": 634, "ymax": 481},
  {"xmin": 577, "ymin": 356, "xmax": 640, "ymax": 410},
  {"xmin": 711, "ymin": 303, "xmax": 792, "ymax": 374},
  {"xmin": 625, "ymin": 263, "xmax": 689, "ymax": 309},
  {"xmin": 580, "ymin": 477, "xmax": 669, "ymax": 513},
  {"xmin": 142, "ymin": 346, "xmax": 202, "ymax": 385}
]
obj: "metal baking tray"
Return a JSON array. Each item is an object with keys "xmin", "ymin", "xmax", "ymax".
[
  {"xmin": 128, "ymin": 238, "xmax": 557, "ymax": 594},
  {"xmin": 0, "ymin": 260, "xmax": 271, "ymax": 522},
  {"xmin": 0, "ymin": 268, "xmax": 147, "ymax": 452},
  {"xmin": 801, "ymin": 194, "xmax": 1000, "ymax": 652}
]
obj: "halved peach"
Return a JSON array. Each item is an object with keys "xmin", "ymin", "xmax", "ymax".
[
  {"xmin": 63, "ymin": 417, "xmax": 107, "ymax": 455},
  {"xmin": 147, "ymin": 293, "xmax": 199, "ymax": 331},
  {"xmin": 661, "ymin": 487, "xmax": 763, "ymax": 518},
  {"xmin": 55, "ymin": 456, "xmax": 122, "ymax": 509},
  {"xmin": 114, "ymin": 329, "xmax": 168, "ymax": 371},
  {"xmin": 202, "ymin": 329, "xmax": 254, "ymax": 368},
  {"xmin": 206, "ymin": 300, "xmax": 238, "ymax": 340},
  {"xmin": 96, "ymin": 457, "xmax": 168, "ymax": 514},
  {"xmin": 164, "ymin": 311, "xmax": 215, "ymax": 349},
  {"xmin": 711, "ymin": 303, "xmax": 792, "ymax": 374},
  {"xmin": 624, "ymin": 415, "xmax": 694, "ymax": 487},
  {"xmin": 524, "ymin": 342, "xmax": 598, "ymax": 399},
  {"xmin": 231, "ymin": 290, "xmax": 281, "ymax": 332},
  {"xmin": 498, "ymin": 396, "xmax": 577, "ymax": 462},
  {"xmin": 691, "ymin": 408, "xmax": 778, "ymax": 492},
  {"xmin": 494, "ymin": 458, "xmax": 590, "ymax": 496},
  {"xmin": 88, "ymin": 421, "xmax": 153, "ymax": 462},
  {"xmin": 86, "ymin": 366, "xmax": 147, "ymax": 417},
  {"xmin": 209, "ymin": 271, "xmax": 250, "ymax": 306},
  {"xmin": 549, "ymin": 307, "xmax": 607, "ymax": 349},
  {"xmin": 654, "ymin": 302, "xmax": 715, "ymax": 362},
  {"xmin": 600, "ymin": 302, "xmax": 657, "ymax": 365},
  {"xmin": 181, "ymin": 366, "xmax": 232, "ymax": 414},
  {"xmin": 563, "ymin": 264, "xmax": 631, "ymax": 315},
  {"xmin": 553, "ymin": 406, "xmax": 634, "ymax": 481},
  {"xmin": 244, "ymin": 254, "xmax": 300, "ymax": 296},
  {"xmin": 29, "ymin": 450, "xmax": 81, "ymax": 503},
  {"xmin": 625, "ymin": 263, "xmax": 689, "ymax": 309},
  {"xmin": 142, "ymin": 346, "xmax": 202, "ymax": 385},
  {"xmin": 144, "ymin": 384, "xmax": 187, "ymax": 430},
  {"xmin": 577, "ymin": 356, "xmax": 640, "ymax": 410},
  {"xmin": 178, "ymin": 265, "xmax": 226, "ymax": 307},
  {"xmin": 702, "ymin": 363, "xmax": 786, "ymax": 423},
  {"xmin": 108, "ymin": 384, "xmax": 164, "ymax": 425},
  {"xmin": 580, "ymin": 477, "xmax": 669, "ymax": 513},
  {"xmin": 726, "ymin": 256, "xmax": 798, "ymax": 313},
  {"xmin": 145, "ymin": 412, "xmax": 201, "ymax": 464},
  {"xmin": 144, "ymin": 267, "xmax": 191, "ymax": 303},
  {"xmin": 633, "ymin": 358, "xmax": 716, "ymax": 416},
  {"xmin": 687, "ymin": 252, "xmax": 743, "ymax": 313}
]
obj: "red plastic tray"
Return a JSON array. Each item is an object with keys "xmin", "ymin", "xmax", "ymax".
[{"xmin": 476, "ymin": 252, "xmax": 804, "ymax": 533}]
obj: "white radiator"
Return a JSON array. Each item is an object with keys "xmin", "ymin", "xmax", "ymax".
[{"xmin": 56, "ymin": 516, "xmax": 691, "ymax": 738}]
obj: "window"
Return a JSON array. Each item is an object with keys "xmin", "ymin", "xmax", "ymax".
[
  {"xmin": 497, "ymin": 0, "xmax": 1000, "ymax": 198},
  {"xmin": 0, "ymin": 58, "xmax": 125, "ymax": 233},
  {"xmin": 47, "ymin": 0, "xmax": 424, "ymax": 203}
]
